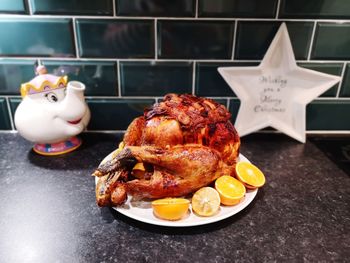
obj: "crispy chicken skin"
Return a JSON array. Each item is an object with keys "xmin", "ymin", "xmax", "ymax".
[{"xmin": 93, "ymin": 94, "xmax": 240, "ymax": 206}]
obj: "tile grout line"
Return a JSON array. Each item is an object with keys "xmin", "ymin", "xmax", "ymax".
[
  {"xmin": 112, "ymin": 0, "xmax": 116, "ymax": 17},
  {"xmin": 312, "ymin": 97, "xmax": 350, "ymax": 101},
  {"xmin": 117, "ymin": 60, "xmax": 122, "ymax": 97},
  {"xmin": 3, "ymin": 13, "xmax": 350, "ymax": 23},
  {"xmin": 2, "ymin": 129, "xmax": 350, "ymax": 134},
  {"xmin": 195, "ymin": 0, "xmax": 199, "ymax": 18},
  {"xmin": 26, "ymin": 0, "xmax": 33, "ymax": 15},
  {"xmin": 0, "ymin": 130, "xmax": 17, "ymax": 133},
  {"xmin": 72, "ymin": 17, "xmax": 80, "ymax": 58},
  {"xmin": 307, "ymin": 21, "xmax": 317, "ymax": 61},
  {"xmin": 86, "ymin": 96, "xmax": 157, "ymax": 100},
  {"xmin": 5, "ymin": 96, "xmax": 15, "ymax": 130},
  {"xmin": 192, "ymin": 61, "xmax": 196, "ymax": 95},
  {"xmin": 154, "ymin": 18, "xmax": 158, "ymax": 59},
  {"xmin": 306, "ymin": 130, "xmax": 350, "ymax": 134},
  {"xmin": 231, "ymin": 20, "xmax": 238, "ymax": 60},
  {"xmin": 0, "ymin": 57, "xmax": 264, "ymax": 62},
  {"xmin": 226, "ymin": 98, "xmax": 230, "ymax": 110},
  {"xmin": 1, "ymin": 57, "xmax": 350, "ymax": 64},
  {"xmin": 2, "ymin": 94, "xmax": 350, "ymax": 101},
  {"xmin": 275, "ymin": 0, "xmax": 281, "ymax": 19},
  {"xmin": 336, "ymin": 62, "xmax": 347, "ymax": 98}
]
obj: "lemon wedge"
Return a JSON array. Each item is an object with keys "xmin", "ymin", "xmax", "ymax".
[{"xmin": 191, "ymin": 187, "xmax": 220, "ymax": 217}]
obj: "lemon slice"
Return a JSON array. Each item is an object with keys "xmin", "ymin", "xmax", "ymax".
[
  {"xmin": 152, "ymin": 198, "xmax": 190, "ymax": 221},
  {"xmin": 235, "ymin": 162, "xmax": 266, "ymax": 189},
  {"xmin": 191, "ymin": 187, "xmax": 220, "ymax": 217},
  {"xmin": 215, "ymin": 175, "xmax": 246, "ymax": 206}
]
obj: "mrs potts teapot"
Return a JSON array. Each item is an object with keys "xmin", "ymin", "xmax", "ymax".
[{"xmin": 14, "ymin": 65, "xmax": 90, "ymax": 155}]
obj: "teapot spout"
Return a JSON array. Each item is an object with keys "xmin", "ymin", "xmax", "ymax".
[
  {"xmin": 66, "ymin": 81, "xmax": 85, "ymax": 97},
  {"xmin": 58, "ymin": 80, "xmax": 90, "ymax": 126}
]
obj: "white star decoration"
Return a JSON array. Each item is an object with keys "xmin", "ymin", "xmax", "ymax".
[{"xmin": 218, "ymin": 23, "xmax": 341, "ymax": 143}]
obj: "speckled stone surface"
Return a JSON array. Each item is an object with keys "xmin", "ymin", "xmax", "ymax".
[{"xmin": 0, "ymin": 133, "xmax": 349, "ymax": 262}]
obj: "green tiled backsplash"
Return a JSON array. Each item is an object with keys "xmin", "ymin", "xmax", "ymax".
[{"xmin": 0, "ymin": 0, "xmax": 350, "ymax": 132}]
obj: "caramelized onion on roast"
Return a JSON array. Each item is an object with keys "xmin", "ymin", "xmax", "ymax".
[{"xmin": 93, "ymin": 94, "xmax": 240, "ymax": 207}]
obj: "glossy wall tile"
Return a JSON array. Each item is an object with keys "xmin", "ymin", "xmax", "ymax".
[
  {"xmin": 307, "ymin": 100, "xmax": 350, "ymax": 130},
  {"xmin": 199, "ymin": 0, "xmax": 277, "ymax": 18},
  {"xmin": 0, "ymin": 0, "xmax": 349, "ymax": 132},
  {"xmin": 195, "ymin": 62, "xmax": 259, "ymax": 97},
  {"xmin": 116, "ymin": 0, "xmax": 195, "ymax": 17},
  {"xmin": 235, "ymin": 21, "xmax": 313, "ymax": 60},
  {"xmin": 76, "ymin": 19, "xmax": 154, "ymax": 58},
  {"xmin": 212, "ymin": 99, "xmax": 228, "ymax": 108},
  {"xmin": 279, "ymin": 0, "xmax": 350, "ymax": 19},
  {"xmin": 0, "ymin": 98, "xmax": 11, "ymax": 130},
  {"xmin": 339, "ymin": 64, "xmax": 350, "ymax": 97},
  {"xmin": 0, "ymin": 18, "xmax": 75, "ymax": 57},
  {"xmin": 43, "ymin": 61, "xmax": 118, "ymax": 96},
  {"xmin": 120, "ymin": 61, "xmax": 192, "ymax": 96},
  {"xmin": 0, "ymin": 0, "xmax": 26, "ymax": 13},
  {"xmin": 87, "ymin": 99, "xmax": 155, "ymax": 130},
  {"xmin": 30, "ymin": 0, "xmax": 113, "ymax": 15},
  {"xmin": 311, "ymin": 23, "xmax": 350, "ymax": 60},
  {"xmin": 229, "ymin": 99, "xmax": 241, "ymax": 123},
  {"xmin": 158, "ymin": 20, "xmax": 235, "ymax": 59},
  {"xmin": 0, "ymin": 59, "xmax": 36, "ymax": 95},
  {"xmin": 8, "ymin": 98, "xmax": 20, "ymax": 119}
]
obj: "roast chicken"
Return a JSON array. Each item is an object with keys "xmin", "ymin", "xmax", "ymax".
[{"xmin": 93, "ymin": 94, "xmax": 240, "ymax": 207}]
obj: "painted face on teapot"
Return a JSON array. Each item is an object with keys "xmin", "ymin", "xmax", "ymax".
[{"xmin": 14, "ymin": 66, "xmax": 90, "ymax": 145}]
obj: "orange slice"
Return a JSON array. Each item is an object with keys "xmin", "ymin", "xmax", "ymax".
[
  {"xmin": 215, "ymin": 175, "xmax": 246, "ymax": 206},
  {"xmin": 152, "ymin": 198, "xmax": 190, "ymax": 221},
  {"xmin": 235, "ymin": 162, "xmax": 266, "ymax": 189},
  {"xmin": 191, "ymin": 187, "xmax": 220, "ymax": 217}
]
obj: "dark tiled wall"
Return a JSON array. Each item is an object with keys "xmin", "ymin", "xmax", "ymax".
[{"xmin": 0, "ymin": 0, "xmax": 350, "ymax": 132}]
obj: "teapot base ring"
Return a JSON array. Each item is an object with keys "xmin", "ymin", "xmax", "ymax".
[{"xmin": 33, "ymin": 136, "xmax": 82, "ymax": 156}]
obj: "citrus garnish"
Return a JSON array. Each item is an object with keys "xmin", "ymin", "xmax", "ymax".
[
  {"xmin": 133, "ymin": 162, "xmax": 145, "ymax": 171},
  {"xmin": 132, "ymin": 162, "xmax": 146, "ymax": 179},
  {"xmin": 215, "ymin": 175, "xmax": 246, "ymax": 206},
  {"xmin": 191, "ymin": 187, "xmax": 220, "ymax": 217},
  {"xmin": 111, "ymin": 141, "xmax": 125, "ymax": 159},
  {"xmin": 235, "ymin": 162, "xmax": 266, "ymax": 189},
  {"xmin": 152, "ymin": 198, "xmax": 190, "ymax": 221},
  {"xmin": 118, "ymin": 141, "xmax": 125, "ymax": 149}
]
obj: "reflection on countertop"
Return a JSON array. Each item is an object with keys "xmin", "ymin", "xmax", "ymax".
[
  {"xmin": 310, "ymin": 135, "xmax": 350, "ymax": 175},
  {"xmin": 0, "ymin": 132, "xmax": 349, "ymax": 262}
]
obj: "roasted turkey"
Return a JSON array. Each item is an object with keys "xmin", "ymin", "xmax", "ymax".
[{"xmin": 93, "ymin": 94, "xmax": 240, "ymax": 207}]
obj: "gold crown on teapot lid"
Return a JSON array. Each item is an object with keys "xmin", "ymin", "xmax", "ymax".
[{"xmin": 20, "ymin": 65, "xmax": 68, "ymax": 97}]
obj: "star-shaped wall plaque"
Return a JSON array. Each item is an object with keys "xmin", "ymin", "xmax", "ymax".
[{"xmin": 218, "ymin": 23, "xmax": 341, "ymax": 143}]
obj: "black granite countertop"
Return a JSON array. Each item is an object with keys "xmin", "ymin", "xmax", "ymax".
[{"xmin": 0, "ymin": 133, "xmax": 349, "ymax": 262}]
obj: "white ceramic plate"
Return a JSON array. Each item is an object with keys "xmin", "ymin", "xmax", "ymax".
[{"xmin": 96, "ymin": 151, "xmax": 257, "ymax": 227}]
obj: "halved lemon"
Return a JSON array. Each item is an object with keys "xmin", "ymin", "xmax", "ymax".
[
  {"xmin": 215, "ymin": 175, "xmax": 246, "ymax": 206},
  {"xmin": 152, "ymin": 198, "xmax": 190, "ymax": 221},
  {"xmin": 235, "ymin": 162, "xmax": 266, "ymax": 189},
  {"xmin": 191, "ymin": 187, "xmax": 220, "ymax": 217}
]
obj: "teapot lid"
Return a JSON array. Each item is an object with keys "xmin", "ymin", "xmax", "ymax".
[{"xmin": 20, "ymin": 65, "xmax": 68, "ymax": 97}]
